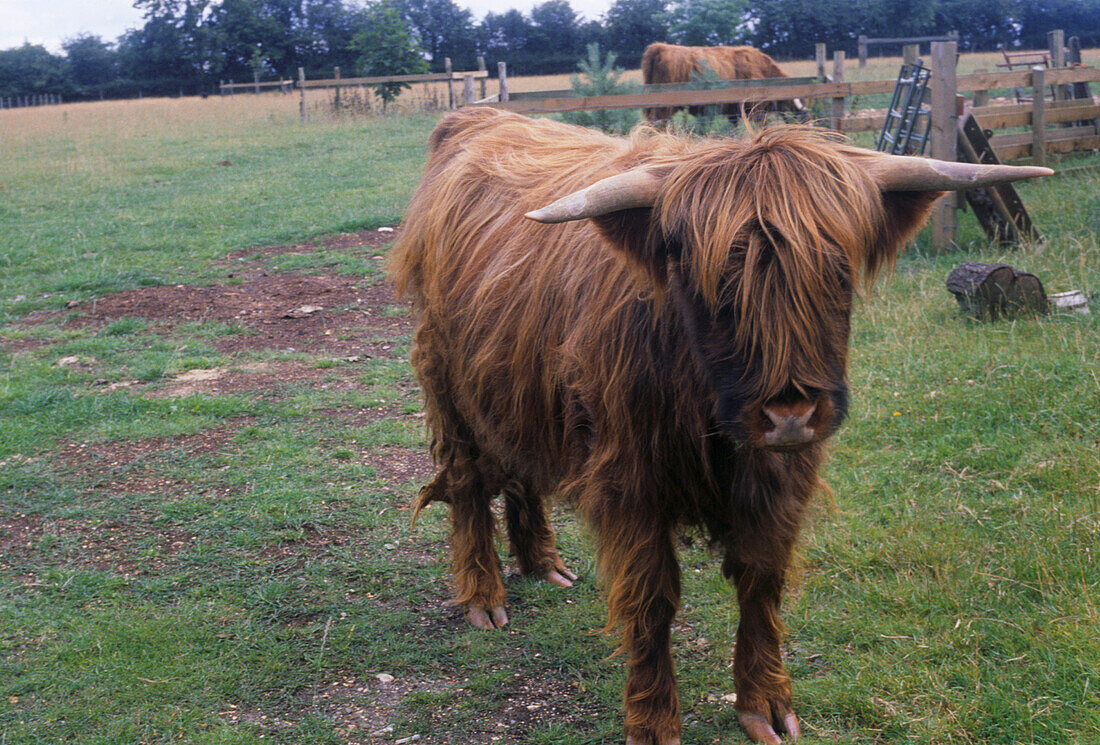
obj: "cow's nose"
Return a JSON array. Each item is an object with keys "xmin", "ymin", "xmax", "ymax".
[{"xmin": 761, "ymin": 400, "xmax": 817, "ymax": 446}]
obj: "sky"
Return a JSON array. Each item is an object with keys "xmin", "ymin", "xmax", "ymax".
[{"xmin": 1, "ymin": 0, "xmax": 614, "ymax": 53}]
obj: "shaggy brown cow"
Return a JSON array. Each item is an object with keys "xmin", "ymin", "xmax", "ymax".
[
  {"xmin": 389, "ymin": 108, "xmax": 1049, "ymax": 745},
  {"xmin": 641, "ymin": 43, "xmax": 805, "ymax": 122}
]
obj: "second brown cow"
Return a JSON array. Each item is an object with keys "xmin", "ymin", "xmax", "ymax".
[{"xmin": 641, "ymin": 42, "xmax": 805, "ymax": 122}]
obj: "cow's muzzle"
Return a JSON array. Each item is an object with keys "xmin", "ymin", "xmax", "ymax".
[{"xmin": 746, "ymin": 396, "xmax": 835, "ymax": 450}]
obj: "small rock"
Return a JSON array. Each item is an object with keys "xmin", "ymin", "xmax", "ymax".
[
  {"xmin": 376, "ymin": 673, "xmax": 395, "ymax": 685},
  {"xmin": 720, "ymin": 692, "xmax": 738, "ymax": 704},
  {"xmin": 370, "ymin": 725, "xmax": 394, "ymax": 736},
  {"xmin": 343, "ymin": 356, "xmax": 362, "ymax": 363},
  {"xmin": 377, "ymin": 227, "xmax": 395, "ymax": 233},
  {"xmin": 284, "ymin": 305, "xmax": 323, "ymax": 318},
  {"xmin": 395, "ymin": 736, "xmax": 420, "ymax": 745},
  {"xmin": 55, "ymin": 355, "xmax": 85, "ymax": 367}
]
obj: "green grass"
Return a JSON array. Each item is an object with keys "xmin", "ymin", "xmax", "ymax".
[{"xmin": 1, "ymin": 95, "xmax": 1098, "ymax": 745}]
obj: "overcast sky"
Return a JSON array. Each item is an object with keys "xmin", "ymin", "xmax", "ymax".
[{"xmin": 1, "ymin": 0, "xmax": 614, "ymax": 53}]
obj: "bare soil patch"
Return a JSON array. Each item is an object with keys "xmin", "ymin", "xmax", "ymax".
[
  {"xmin": 0, "ymin": 511, "xmax": 196, "ymax": 577},
  {"xmin": 224, "ymin": 228, "xmax": 400, "ymax": 261},
  {"xmin": 61, "ymin": 272, "xmax": 413, "ymax": 357},
  {"xmin": 148, "ymin": 361, "xmax": 368, "ymax": 398},
  {"xmin": 366, "ymin": 446, "xmax": 435, "ymax": 486},
  {"xmin": 57, "ymin": 419, "xmax": 249, "ymax": 478}
]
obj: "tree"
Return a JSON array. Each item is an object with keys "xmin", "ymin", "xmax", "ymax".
[
  {"xmin": 477, "ymin": 9, "xmax": 533, "ymax": 70},
  {"xmin": 0, "ymin": 43, "xmax": 66, "ymax": 98},
  {"xmin": 562, "ymin": 43, "xmax": 641, "ymax": 132},
  {"xmin": 602, "ymin": 0, "xmax": 669, "ymax": 68},
  {"xmin": 62, "ymin": 34, "xmax": 117, "ymax": 98},
  {"xmin": 666, "ymin": 0, "xmax": 748, "ymax": 47},
  {"xmin": 397, "ymin": 0, "xmax": 478, "ymax": 71},
  {"xmin": 208, "ymin": 0, "xmax": 287, "ymax": 81},
  {"xmin": 527, "ymin": 0, "xmax": 584, "ymax": 72},
  {"xmin": 350, "ymin": 1, "xmax": 428, "ymax": 109}
]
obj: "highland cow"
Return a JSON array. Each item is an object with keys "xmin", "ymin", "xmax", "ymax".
[
  {"xmin": 388, "ymin": 107, "xmax": 1049, "ymax": 745},
  {"xmin": 641, "ymin": 43, "xmax": 805, "ymax": 122}
]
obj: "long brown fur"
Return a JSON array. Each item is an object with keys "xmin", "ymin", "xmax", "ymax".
[
  {"xmin": 390, "ymin": 107, "xmax": 941, "ymax": 744},
  {"xmin": 641, "ymin": 42, "xmax": 801, "ymax": 122}
]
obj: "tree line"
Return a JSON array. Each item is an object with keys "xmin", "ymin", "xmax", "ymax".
[{"xmin": 3, "ymin": 0, "xmax": 1098, "ymax": 102}]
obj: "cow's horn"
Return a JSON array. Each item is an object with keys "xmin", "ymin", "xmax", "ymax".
[
  {"xmin": 525, "ymin": 168, "xmax": 662, "ymax": 223},
  {"xmin": 864, "ymin": 152, "xmax": 1053, "ymax": 191}
]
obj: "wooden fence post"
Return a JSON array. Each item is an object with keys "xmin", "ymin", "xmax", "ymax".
[
  {"xmin": 445, "ymin": 57, "xmax": 455, "ymax": 110},
  {"xmin": 815, "ymin": 44, "xmax": 826, "ymax": 80},
  {"xmin": 973, "ymin": 70, "xmax": 989, "ymax": 107},
  {"xmin": 830, "ymin": 51, "xmax": 845, "ymax": 132},
  {"xmin": 253, "ymin": 68, "xmax": 260, "ymax": 94},
  {"xmin": 903, "ymin": 44, "xmax": 919, "ymax": 66},
  {"xmin": 1032, "ymin": 66, "xmax": 1046, "ymax": 167},
  {"xmin": 298, "ymin": 67, "xmax": 306, "ymax": 121},
  {"xmin": 478, "ymin": 55, "xmax": 487, "ymax": 99},
  {"xmin": 1048, "ymin": 29, "xmax": 1065, "ymax": 102},
  {"xmin": 929, "ymin": 40, "xmax": 959, "ymax": 252},
  {"xmin": 333, "ymin": 66, "xmax": 341, "ymax": 109},
  {"xmin": 1067, "ymin": 36, "xmax": 1093, "ymax": 103},
  {"xmin": 498, "ymin": 61, "xmax": 508, "ymax": 102},
  {"xmin": 463, "ymin": 74, "xmax": 475, "ymax": 106},
  {"xmin": 858, "ymin": 35, "xmax": 868, "ymax": 67}
]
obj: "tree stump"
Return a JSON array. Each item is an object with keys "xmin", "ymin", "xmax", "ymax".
[{"xmin": 946, "ymin": 262, "xmax": 1047, "ymax": 320}]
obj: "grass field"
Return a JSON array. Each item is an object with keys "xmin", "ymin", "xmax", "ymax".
[{"xmin": 1, "ymin": 69, "xmax": 1099, "ymax": 745}]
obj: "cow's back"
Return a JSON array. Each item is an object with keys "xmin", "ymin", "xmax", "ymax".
[{"xmin": 390, "ymin": 109, "xmax": 675, "ymax": 487}]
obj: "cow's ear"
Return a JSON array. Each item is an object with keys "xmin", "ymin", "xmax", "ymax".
[
  {"xmin": 590, "ymin": 208, "xmax": 669, "ymax": 287},
  {"xmin": 525, "ymin": 167, "xmax": 670, "ymax": 287},
  {"xmin": 864, "ymin": 190, "xmax": 945, "ymax": 279}
]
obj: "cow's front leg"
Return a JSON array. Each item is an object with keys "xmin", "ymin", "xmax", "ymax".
[
  {"xmin": 593, "ymin": 514, "xmax": 682, "ymax": 745},
  {"xmin": 723, "ymin": 554, "xmax": 800, "ymax": 744}
]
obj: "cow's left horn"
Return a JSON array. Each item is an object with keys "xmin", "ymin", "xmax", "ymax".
[
  {"xmin": 864, "ymin": 152, "xmax": 1053, "ymax": 191},
  {"xmin": 525, "ymin": 168, "xmax": 663, "ymax": 223}
]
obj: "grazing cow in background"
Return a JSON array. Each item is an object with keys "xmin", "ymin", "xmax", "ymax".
[
  {"xmin": 389, "ymin": 107, "xmax": 1049, "ymax": 745},
  {"xmin": 641, "ymin": 42, "xmax": 806, "ymax": 123}
]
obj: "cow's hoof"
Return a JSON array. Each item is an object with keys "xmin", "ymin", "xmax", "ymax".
[
  {"xmin": 738, "ymin": 710, "xmax": 800, "ymax": 744},
  {"xmin": 466, "ymin": 605, "xmax": 509, "ymax": 629},
  {"xmin": 544, "ymin": 567, "xmax": 578, "ymax": 588}
]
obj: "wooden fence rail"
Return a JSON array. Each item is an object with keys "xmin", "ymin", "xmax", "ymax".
[
  {"xmin": 858, "ymin": 32, "xmax": 958, "ymax": 66},
  {"xmin": 298, "ymin": 70, "xmax": 488, "ymax": 89},
  {"xmin": 220, "ymin": 80, "xmax": 294, "ymax": 94}
]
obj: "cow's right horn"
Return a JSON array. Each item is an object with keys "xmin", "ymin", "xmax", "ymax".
[
  {"xmin": 863, "ymin": 152, "xmax": 1054, "ymax": 191},
  {"xmin": 525, "ymin": 168, "xmax": 663, "ymax": 223}
]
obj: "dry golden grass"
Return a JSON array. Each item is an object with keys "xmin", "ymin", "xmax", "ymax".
[{"xmin": 5, "ymin": 45, "xmax": 1095, "ymax": 132}]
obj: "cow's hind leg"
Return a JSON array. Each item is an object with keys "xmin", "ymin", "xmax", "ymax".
[
  {"xmin": 503, "ymin": 479, "xmax": 577, "ymax": 588},
  {"xmin": 416, "ymin": 446, "xmax": 508, "ymax": 629},
  {"xmin": 446, "ymin": 460, "xmax": 508, "ymax": 629},
  {"xmin": 413, "ymin": 326, "xmax": 507, "ymax": 630}
]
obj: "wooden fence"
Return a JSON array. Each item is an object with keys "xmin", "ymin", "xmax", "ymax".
[
  {"xmin": 477, "ymin": 37, "xmax": 1098, "ymax": 250},
  {"xmin": 857, "ymin": 32, "xmax": 958, "ymax": 66},
  {"xmin": 1, "ymin": 94, "xmax": 63, "ymax": 108},
  {"xmin": 220, "ymin": 79, "xmax": 294, "ymax": 94},
  {"xmin": 294, "ymin": 57, "xmax": 491, "ymax": 118}
]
